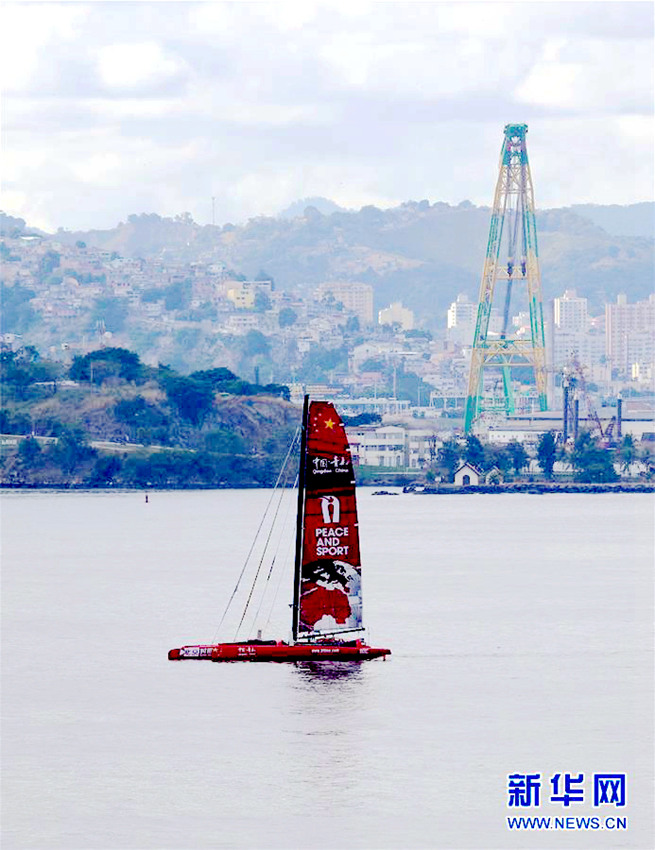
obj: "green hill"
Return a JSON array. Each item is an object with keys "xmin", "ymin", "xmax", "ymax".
[{"xmin": 0, "ymin": 346, "xmax": 299, "ymax": 489}]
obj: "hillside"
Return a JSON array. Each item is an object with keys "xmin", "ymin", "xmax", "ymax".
[
  {"xmin": 48, "ymin": 201, "xmax": 654, "ymax": 321},
  {"xmin": 0, "ymin": 346, "xmax": 300, "ymax": 489}
]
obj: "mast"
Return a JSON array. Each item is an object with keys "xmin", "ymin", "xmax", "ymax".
[{"xmin": 292, "ymin": 394, "xmax": 309, "ymax": 642}]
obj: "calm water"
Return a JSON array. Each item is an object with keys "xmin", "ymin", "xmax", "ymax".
[{"xmin": 2, "ymin": 489, "xmax": 653, "ymax": 850}]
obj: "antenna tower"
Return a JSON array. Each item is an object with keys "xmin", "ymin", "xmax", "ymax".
[{"xmin": 464, "ymin": 124, "xmax": 547, "ymax": 432}]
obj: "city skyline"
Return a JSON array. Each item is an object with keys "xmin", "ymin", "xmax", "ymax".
[{"xmin": 2, "ymin": 1, "xmax": 653, "ymax": 232}]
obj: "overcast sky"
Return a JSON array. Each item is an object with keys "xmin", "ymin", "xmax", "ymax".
[{"xmin": 1, "ymin": 1, "xmax": 653, "ymax": 232}]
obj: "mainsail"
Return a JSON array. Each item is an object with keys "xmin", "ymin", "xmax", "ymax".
[{"xmin": 295, "ymin": 401, "xmax": 363, "ymax": 638}]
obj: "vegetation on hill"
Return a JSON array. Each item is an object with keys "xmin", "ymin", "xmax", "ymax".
[
  {"xmin": 0, "ymin": 345, "xmax": 298, "ymax": 488},
  {"xmin": 1, "ymin": 344, "xmax": 649, "ymax": 490}
]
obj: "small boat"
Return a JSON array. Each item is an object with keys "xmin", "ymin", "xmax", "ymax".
[{"xmin": 168, "ymin": 396, "xmax": 391, "ymax": 663}]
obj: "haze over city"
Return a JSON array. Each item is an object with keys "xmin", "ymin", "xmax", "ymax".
[{"xmin": 2, "ymin": 1, "xmax": 653, "ymax": 232}]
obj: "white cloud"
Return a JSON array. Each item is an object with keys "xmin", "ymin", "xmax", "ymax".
[
  {"xmin": 1, "ymin": 1, "xmax": 653, "ymax": 229},
  {"xmin": 516, "ymin": 37, "xmax": 653, "ymax": 112},
  {"xmin": 522, "ymin": 116, "xmax": 654, "ymax": 207},
  {"xmin": 96, "ymin": 42, "xmax": 186, "ymax": 90},
  {"xmin": 0, "ymin": 3, "xmax": 88, "ymax": 92},
  {"xmin": 70, "ymin": 151, "xmax": 123, "ymax": 185}
]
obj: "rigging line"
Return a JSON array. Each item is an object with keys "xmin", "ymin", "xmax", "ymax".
[
  {"xmin": 232, "ymin": 429, "xmax": 300, "ymax": 640},
  {"xmin": 263, "ymin": 498, "xmax": 298, "ymax": 633},
  {"xmin": 212, "ymin": 427, "xmax": 300, "ymax": 642},
  {"xmin": 244, "ymin": 468, "xmax": 293, "ymax": 635},
  {"xmin": 234, "ymin": 463, "xmax": 296, "ymax": 640},
  {"xmin": 248, "ymin": 470, "xmax": 299, "ymax": 637}
]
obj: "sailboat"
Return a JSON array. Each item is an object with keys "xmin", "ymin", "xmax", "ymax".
[{"xmin": 168, "ymin": 396, "xmax": 391, "ymax": 662}]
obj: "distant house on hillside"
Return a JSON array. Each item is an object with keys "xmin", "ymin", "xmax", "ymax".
[{"xmin": 453, "ymin": 462, "xmax": 482, "ymax": 487}]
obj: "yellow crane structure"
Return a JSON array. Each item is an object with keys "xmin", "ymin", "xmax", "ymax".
[{"xmin": 465, "ymin": 124, "xmax": 548, "ymax": 432}]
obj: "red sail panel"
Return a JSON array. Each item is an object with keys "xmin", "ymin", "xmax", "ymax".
[{"xmin": 298, "ymin": 402, "xmax": 363, "ymax": 635}]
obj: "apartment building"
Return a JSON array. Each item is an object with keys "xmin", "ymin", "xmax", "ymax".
[
  {"xmin": 606, "ymin": 294, "xmax": 655, "ymax": 375},
  {"xmin": 314, "ymin": 281, "xmax": 374, "ymax": 325}
]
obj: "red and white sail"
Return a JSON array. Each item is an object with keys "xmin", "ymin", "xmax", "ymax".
[{"xmin": 298, "ymin": 401, "xmax": 363, "ymax": 636}]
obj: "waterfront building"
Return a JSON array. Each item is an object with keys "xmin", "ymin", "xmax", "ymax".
[{"xmin": 346, "ymin": 423, "xmax": 441, "ymax": 469}]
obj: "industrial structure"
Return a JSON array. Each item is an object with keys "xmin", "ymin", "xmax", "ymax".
[
  {"xmin": 561, "ymin": 358, "xmax": 622, "ymax": 447},
  {"xmin": 464, "ymin": 124, "xmax": 548, "ymax": 432}
]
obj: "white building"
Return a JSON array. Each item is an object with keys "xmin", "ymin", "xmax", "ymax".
[
  {"xmin": 606, "ymin": 293, "xmax": 655, "ymax": 376},
  {"xmin": 554, "ymin": 290, "xmax": 588, "ymax": 333},
  {"xmin": 552, "ymin": 328, "xmax": 606, "ymax": 371},
  {"xmin": 447, "ymin": 294, "xmax": 477, "ymax": 343},
  {"xmin": 350, "ymin": 426, "xmax": 406, "ymax": 468},
  {"xmin": 346, "ymin": 424, "xmax": 441, "ymax": 468},
  {"xmin": 453, "ymin": 463, "xmax": 482, "ymax": 486},
  {"xmin": 379, "ymin": 302, "xmax": 415, "ymax": 331}
]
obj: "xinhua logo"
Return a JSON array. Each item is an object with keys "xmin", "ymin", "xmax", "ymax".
[{"xmin": 507, "ymin": 773, "xmax": 626, "ymax": 808}]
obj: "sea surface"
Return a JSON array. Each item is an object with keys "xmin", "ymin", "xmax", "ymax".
[{"xmin": 2, "ymin": 489, "xmax": 653, "ymax": 850}]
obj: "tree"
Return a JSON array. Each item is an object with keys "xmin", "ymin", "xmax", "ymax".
[
  {"xmin": 204, "ymin": 428, "xmax": 246, "ymax": 455},
  {"xmin": 164, "ymin": 376, "xmax": 214, "ymax": 426},
  {"xmin": 240, "ymin": 330, "xmax": 270, "ymax": 358},
  {"xmin": 464, "ymin": 434, "xmax": 485, "ymax": 470},
  {"xmin": 38, "ymin": 250, "xmax": 60, "ymax": 278},
  {"xmin": 0, "ymin": 346, "xmax": 61, "ymax": 399},
  {"xmin": 164, "ymin": 280, "xmax": 192, "ymax": 311},
  {"xmin": 616, "ymin": 434, "xmax": 636, "ymax": 473},
  {"xmin": 255, "ymin": 270, "xmax": 274, "ymax": 288},
  {"xmin": 437, "ymin": 439, "xmax": 461, "ymax": 482},
  {"xmin": 507, "ymin": 441, "xmax": 528, "ymax": 476},
  {"xmin": 254, "ymin": 290, "xmax": 272, "ymax": 312},
  {"xmin": 50, "ymin": 427, "xmax": 95, "ymax": 474},
  {"xmin": 393, "ymin": 369, "xmax": 433, "ymax": 406},
  {"xmin": 0, "ymin": 283, "xmax": 37, "ymax": 333},
  {"xmin": 88, "ymin": 455, "xmax": 122, "ymax": 486},
  {"xmin": 114, "ymin": 397, "xmax": 168, "ymax": 436},
  {"xmin": 359, "ymin": 358, "xmax": 386, "ymax": 372},
  {"xmin": 298, "ymin": 345, "xmax": 347, "ymax": 382},
  {"xmin": 345, "ymin": 315, "xmax": 360, "ymax": 334},
  {"xmin": 572, "ymin": 431, "xmax": 618, "ymax": 483},
  {"xmin": 91, "ymin": 296, "xmax": 128, "ymax": 332},
  {"xmin": 70, "ymin": 348, "xmax": 143, "ymax": 384},
  {"xmin": 278, "ymin": 307, "xmax": 297, "ymax": 328},
  {"xmin": 190, "ymin": 367, "xmax": 239, "ymax": 389},
  {"xmin": 484, "ymin": 445, "xmax": 511, "ymax": 475},
  {"xmin": 537, "ymin": 432, "xmax": 557, "ymax": 479},
  {"xmin": 18, "ymin": 436, "xmax": 42, "ymax": 466}
]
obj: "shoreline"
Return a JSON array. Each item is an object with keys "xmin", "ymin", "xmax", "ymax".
[
  {"xmin": 415, "ymin": 482, "xmax": 654, "ymax": 494},
  {"xmin": 1, "ymin": 481, "xmax": 653, "ymax": 494}
]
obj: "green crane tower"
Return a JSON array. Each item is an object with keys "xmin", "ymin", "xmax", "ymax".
[{"xmin": 464, "ymin": 124, "xmax": 548, "ymax": 433}]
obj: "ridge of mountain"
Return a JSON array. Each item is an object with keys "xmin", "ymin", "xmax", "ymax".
[
  {"xmin": 567, "ymin": 202, "xmax": 654, "ymax": 239},
  {"xmin": 5, "ymin": 202, "xmax": 653, "ymax": 320},
  {"xmin": 278, "ymin": 197, "xmax": 349, "ymax": 218}
]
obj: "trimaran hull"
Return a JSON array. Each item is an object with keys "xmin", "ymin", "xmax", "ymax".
[{"xmin": 169, "ymin": 641, "xmax": 390, "ymax": 662}]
